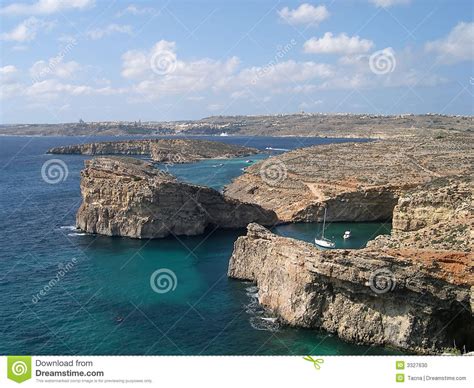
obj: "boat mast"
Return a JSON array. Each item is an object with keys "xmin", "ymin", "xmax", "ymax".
[{"xmin": 322, "ymin": 207, "xmax": 327, "ymax": 238}]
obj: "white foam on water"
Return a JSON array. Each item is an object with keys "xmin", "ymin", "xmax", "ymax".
[
  {"xmin": 244, "ymin": 285, "xmax": 280, "ymax": 332},
  {"xmin": 249, "ymin": 316, "xmax": 280, "ymax": 332},
  {"xmin": 59, "ymin": 225, "xmax": 77, "ymax": 231}
]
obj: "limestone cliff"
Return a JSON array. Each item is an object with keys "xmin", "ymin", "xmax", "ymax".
[
  {"xmin": 228, "ymin": 223, "xmax": 473, "ymax": 354},
  {"xmin": 76, "ymin": 157, "xmax": 277, "ymax": 238},
  {"xmin": 48, "ymin": 138, "xmax": 259, "ymax": 163},
  {"xmin": 224, "ymin": 135, "xmax": 473, "ymax": 222},
  {"xmin": 368, "ymin": 176, "xmax": 473, "ymax": 252}
]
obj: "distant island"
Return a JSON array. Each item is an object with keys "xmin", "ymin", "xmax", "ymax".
[
  {"xmin": 1, "ymin": 113, "xmax": 472, "ymax": 138},
  {"xmin": 47, "ymin": 138, "xmax": 259, "ymax": 163}
]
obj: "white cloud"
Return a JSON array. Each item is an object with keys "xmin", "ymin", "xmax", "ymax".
[
  {"xmin": 187, "ymin": 96, "xmax": 204, "ymax": 101},
  {"xmin": 278, "ymin": 3, "xmax": 329, "ymax": 26},
  {"xmin": 86, "ymin": 24, "xmax": 133, "ymax": 40},
  {"xmin": 116, "ymin": 4, "xmax": 157, "ymax": 17},
  {"xmin": 122, "ymin": 40, "xmax": 240, "ymax": 98},
  {"xmin": 30, "ymin": 58, "xmax": 81, "ymax": 80},
  {"xmin": 11, "ymin": 44, "xmax": 28, "ymax": 51},
  {"xmin": 0, "ymin": 17, "xmax": 53, "ymax": 42},
  {"xmin": 227, "ymin": 60, "xmax": 334, "ymax": 90},
  {"xmin": 369, "ymin": 0, "xmax": 411, "ymax": 7},
  {"xmin": 25, "ymin": 79, "xmax": 126, "ymax": 100},
  {"xmin": 425, "ymin": 22, "xmax": 474, "ymax": 64},
  {"xmin": 0, "ymin": 0, "xmax": 94, "ymax": 15},
  {"xmin": 0, "ymin": 65, "xmax": 21, "ymax": 98},
  {"xmin": 0, "ymin": 65, "xmax": 18, "ymax": 76},
  {"xmin": 299, "ymin": 99, "xmax": 323, "ymax": 110},
  {"xmin": 304, "ymin": 32, "xmax": 374, "ymax": 55},
  {"xmin": 207, "ymin": 103, "xmax": 223, "ymax": 111},
  {"xmin": 0, "ymin": 65, "xmax": 19, "ymax": 86}
]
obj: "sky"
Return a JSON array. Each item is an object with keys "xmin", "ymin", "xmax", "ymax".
[{"xmin": 0, "ymin": 0, "xmax": 473, "ymax": 123}]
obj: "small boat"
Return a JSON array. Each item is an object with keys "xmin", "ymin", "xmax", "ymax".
[
  {"xmin": 245, "ymin": 160, "xmax": 253, "ymax": 163},
  {"xmin": 343, "ymin": 230, "xmax": 351, "ymax": 239},
  {"xmin": 219, "ymin": 132, "xmax": 229, "ymax": 136},
  {"xmin": 314, "ymin": 207, "xmax": 336, "ymax": 248}
]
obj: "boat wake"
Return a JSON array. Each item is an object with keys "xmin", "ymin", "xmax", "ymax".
[
  {"xmin": 265, "ymin": 147, "xmax": 289, "ymax": 152},
  {"xmin": 244, "ymin": 285, "xmax": 280, "ymax": 332}
]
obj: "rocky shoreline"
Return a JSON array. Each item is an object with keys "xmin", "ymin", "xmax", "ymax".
[
  {"xmin": 48, "ymin": 138, "xmax": 259, "ymax": 163},
  {"xmin": 228, "ymin": 223, "xmax": 472, "ymax": 354},
  {"xmin": 76, "ymin": 157, "xmax": 277, "ymax": 238},
  {"xmin": 70, "ymin": 132, "xmax": 472, "ymax": 353}
]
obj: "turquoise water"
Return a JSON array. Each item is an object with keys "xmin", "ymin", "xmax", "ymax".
[
  {"xmin": 0, "ymin": 135, "xmax": 397, "ymax": 355},
  {"xmin": 159, "ymin": 154, "xmax": 268, "ymax": 191}
]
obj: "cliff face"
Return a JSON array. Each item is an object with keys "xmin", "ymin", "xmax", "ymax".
[
  {"xmin": 224, "ymin": 135, "xmax": 472, "ymax": 223},
  {"xmin": 48, "ymin": 139, "xmax": 259, "ymax": 163},
  {"xmin": 369, "ymin": 176, "xmax": 473, "ymax": 252},
  {"xmin": 228, "ymin": 223, "xmax": 473, "ymax": 354},
  {"xmin": 76, "ymin": 157, "xmax": 277, "ymax": 238}
]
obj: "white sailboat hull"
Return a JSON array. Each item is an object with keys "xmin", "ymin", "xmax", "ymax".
[{"xmin": 314, "ymin": 238, "xmax": 336, "ymax": 248}]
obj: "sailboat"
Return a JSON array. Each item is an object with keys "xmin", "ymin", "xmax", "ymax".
[{"xmin": 314, "ymin": 207, "xmax": 336, "ymax": 248}]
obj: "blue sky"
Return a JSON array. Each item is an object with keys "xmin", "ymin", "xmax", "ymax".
[{"xmin": 0, "ymin": 0, "xmax": 472, "ymax": 123}]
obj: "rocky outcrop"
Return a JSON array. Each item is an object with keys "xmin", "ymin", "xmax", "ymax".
[
  {"xmin": 228, "ymin": 223, "xmax": 473, "ymax": 354},
  {"xmin": 48, "ymin": 139, "xmax": 259, "ymax": 163},
  {"xmin": 368, "ymin": 175, "xmax": 472, "ymax": 252},
  {"xmin": 76, "ymin": 157, "xmax": 277, "ymax": 238},
  {"xmin": 224, "ymin": 135, "xmax": 473, "ymax": 223}
]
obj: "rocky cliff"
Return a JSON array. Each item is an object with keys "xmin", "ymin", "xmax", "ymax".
[
  {"xmin": 48, "ymin": 138, "xmax": 259, "ymax": 163},
  {"xmin": 76, "ymin": 157, "xmax": 277, "ymax": 238},
  {"xmin": 368, "ymin": 175, "xmax": 472, "ymax": 252},
  {"xmin": 228, "ymin": 223, "xmax": 473, "ymax": 354},
  {"xmin": 224, "ymin": 134, "xmax": 473, "ymax": 223}
]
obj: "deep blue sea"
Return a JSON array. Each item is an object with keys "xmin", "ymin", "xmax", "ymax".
[{"xmin": 0, "ymin": 135, "xmax": 395, "ymax": 355}]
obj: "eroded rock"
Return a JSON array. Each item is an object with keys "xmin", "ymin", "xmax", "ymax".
[
  {"xmin": 76, "ymin": 157, "xmax": 277, "ymax": 238},
  {"xmin": 228, "ymin": 223, "xmax": 473, "ymax": 353}
]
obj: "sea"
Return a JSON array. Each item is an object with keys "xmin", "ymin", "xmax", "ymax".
[{"xmin": 0, "ymin": 135, "xmax": 396, "ymax": 355}]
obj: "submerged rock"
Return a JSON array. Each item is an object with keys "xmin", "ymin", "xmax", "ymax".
[
  {"xmin": 228, "ymin": 223, "xmax": 473, "ymax": 354},
  {"xmin": 76, "ymin": 157, "xmax": 277, "ymax": 238}
]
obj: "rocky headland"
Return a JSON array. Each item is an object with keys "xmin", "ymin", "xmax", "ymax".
[
  {"xmin": 76, "ymin": 157, "xmax": 277, "ymax": 238},
  {"xmin": 228, "ymin": 223, "xmax": 473, "ymax": 354},
  {"xmin": 48, "ymin": 138, "xmax": 259, "ymax": 163},
  {"xmin": 227, "ymin": 132, "xmax": 473, "ymax": 354},
  {"xmin": 368, "ymin": 175, "xmax": 473, "ymax": 252},
  {"xmin": 224, "ymin": 133, "xmax": 473, "ymax": 223}
]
